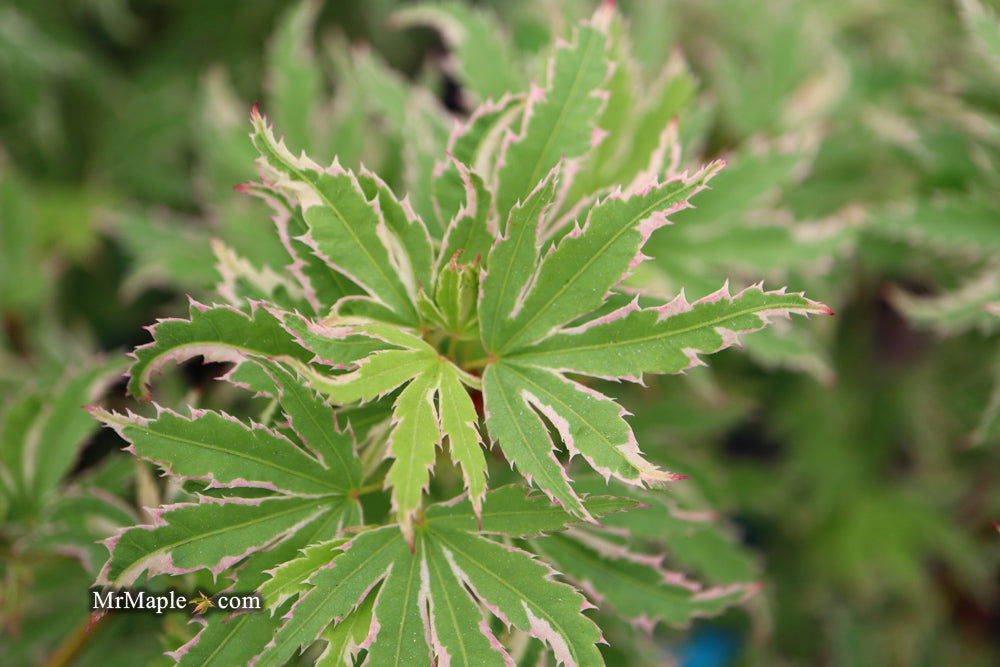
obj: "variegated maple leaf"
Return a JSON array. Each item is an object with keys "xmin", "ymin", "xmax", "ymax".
[
  {"xmin": 112, "ymin": 6, "xmax": 829, "ymax": 542},
  {"xmin": 92, "ymin": 5, "xmax": 830, "ymax": 664},
  {"xmin": 254, "ymin": 486, "xmax": 636, "ymax": 666},
  {"xmin": 238, "ymin": 14, "xmax": 827, "ymax": 534}
]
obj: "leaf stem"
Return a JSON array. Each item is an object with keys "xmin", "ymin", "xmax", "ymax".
[
  {"xmin": 43, "ymin": 612, "xmax": 107, "ymax": 667},
  {"xmin": 460, "ymin": 356, "xmax": 494, "ymax": 371},
  {"xmin": 349, "ymin": 480, "xmax": 385, "ymax": 500},
  {"xmin": 259, "ymin": 397, "xmax": 280, "ymax": 426}
]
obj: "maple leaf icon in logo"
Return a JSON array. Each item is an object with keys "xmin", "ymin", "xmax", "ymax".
[{"xmin": 189, "ymin": 592, "xmax": 215, "ymax": 615}]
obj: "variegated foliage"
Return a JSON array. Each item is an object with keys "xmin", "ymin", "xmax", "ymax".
[{"xmin": 92, "ymin": 6, "xmax": 830, "ymax": 665}]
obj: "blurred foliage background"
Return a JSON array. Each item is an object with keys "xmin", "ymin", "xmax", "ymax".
[{"xmin": 1, "ymin": 0, "xmax": 998, "ymax": 665}]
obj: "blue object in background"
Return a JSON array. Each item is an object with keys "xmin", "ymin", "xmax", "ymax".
[{"xmin": 675, "ymin": 627, "xmax": 741, "ymax": 667}]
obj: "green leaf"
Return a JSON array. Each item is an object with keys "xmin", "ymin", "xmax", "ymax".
[
  {"xmin": 972, "ymin": 350, "xmax": 1000, "ymax": 447},
  {"xmin": 433, "ymin": 97, "xmax": 521, "ymax": 228},
  {"xmin": 482, "ymin": 362, "xmax": 586, "ymax": 517},
  {"xmin": 533, "ymin": 531, "xmax": 755, "ymax": 630},
  {"xmin": 869, "ymin": 194, "xmax": 1000, "ymax": 259},
  {"xmin": 256, "ymin": 490, "xmax": 611, "ymax": 666},
  {"xmin": 571, "ymin": 478, "xmax": 759, "ymax": 585},
  {"xmin": 437, "ymin": 367, "xmax": 488, "ymax": 517},
  {"xmin": 336, "ymin": 402, "xmax": 393, "ymax": 444},
  {"xmin": 890, "ymin": 269, "xmax": 1000, "ymax": 335},
  {"xmin": 425, "ymin": 484, "xmax": 639, "ymax": 536},
  {"xmin": 260, "ymin": 538, "xmax": 350, "ymax": 611},
  {"xmin": 37, "ymin": 485, "xmax": 138, "ymax": 573},
  {"xmin": 197, "ymin": 69, "xmax": 257, "ymax": 198},
  {"xmin": 257, "ymin": 525, "xmax": 404, "ymax": 665},
  {"xmin": 113, "ymin": 210, "xmax": 218, "ymax": 296},
  {"xmin": 401, "ymin": 92, "xmax": 453, "ymax": 237},
  {"xmin": 433, "ymin": 255, "xmax": 480, "ymax": 338},
  {"xmin": 173, "ymin": 603, "xmax": 280, "ymax": 666},
  {"xmin": 91, "ymin": 407, "xmax": 343, "ymax": 496},
  {"xmin": 421, "ymin": 538, "xmax": 507, "ymax": 666},
  {"xmin": 386, "ymin": 364, "xmax": 441, "ymax": 542},
  {"xmin": 222, "ymin": 359, "xmax": 279, "ymax": 396},
  {"xmin": 961, "ymin": 0, "xmax": 1000, "ymax": 67},
  {"xmin": 28, "ymin": 358, "xmax": 126, "ymax": 501},
  {"xmin": 256, "ymin": 360, "xmax": 363, "ymax": 488},
  {"xmin": 479, "ymin": 164, "xmax": 561, "ymax": 352},
  {"xmin": 8, "ymin": 359, "xmax": 125, "ymax": 501},
  {"xmin": 495, "ymin": 22, "xmax": 608, "ymax": 215},
  {"xmin": 572, "ymin": 48, "xmax": 697, "ymax": 199},
  {"xmin": 392, "ymin": 2, "xmax": 522, "ymax": 102},
  {"xmin": 252, "ymin": 108, "xmax": 419, "ymax": 322},
  {"xmin": 316, "ymin": 591, "xmax": 375, "ymax": 666},
  {"xmin": 437, "ymin": 160, "xmax": 495, "ymax": 275},
  {"xmin": 240, "ymin": 182, "xmax": 364, "ymax": 314},
  {"xmin": 171, "ymin": 509, "xmax": 350, "ymax": 666},
  {"xmin": 304, "ymin": 349, "xmax": 436, "ymax": 405},
  {"xmin": 363, "ymin": 535, "xmax": 428, "ymax": 666},
  {"xmin": 450, "ymin": 96, "xmax": 523, "ymax": 171},
  {"xmin": 99, "ymin": 495, "xmax": 352, "ymax": 587},
  {"xmin": 348, "ymin": 44, "xmax": 410, "ymax": 132},
  {"xmin": 266, "ymin": 0, "xmax": 324, "ymax": 153},
  {"xmin": 500, "ymin": 162, "xmax": 723, "ymax": 353},
  {"xmin": 342, "ymin": 47, "xmax": 451, "ymax": 235},
  {"xmin": 211, "ymin": 238, "xmax": 306, "ymax": 311},
  {"xmin": 0, "ymin": 390, "xmax": 44, "ymax": 506},
  {"xmin": 740, "ymin": 321, "xmax": 835, "ymax": 386},
  {"xmin": 279, "ymin": 310, "xmax": 403, "ymax": 368},
  {"xmin": 510, "ymin": 283, "xmax": 830, "ymax": 380},
  {"xmin": 565, "ymin": 9, "xmax": 638, "ymax": 200},
  {"xmin": 127, "ymin": 301, "xmax": 310, "ymax": 399},
  {"xmin": 433, "ymin": 531, "xmax": 603, "ymax": 666},
  {"xmin": 494, "ymin": 362, "xmax": 678, "ymax": 485},
  {"xmin": 357, "ymin": 168, "xmax": 435, "ymax": 295}
]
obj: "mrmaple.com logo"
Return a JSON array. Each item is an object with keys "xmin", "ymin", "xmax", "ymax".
[{"xmin": 90, "ymin": 588, "xmax": 261, "ymax": 615}]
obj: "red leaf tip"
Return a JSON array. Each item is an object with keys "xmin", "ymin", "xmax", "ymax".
[{"xmin": 86, "ymin": 610, "xmax": 105, "ymax": 633}]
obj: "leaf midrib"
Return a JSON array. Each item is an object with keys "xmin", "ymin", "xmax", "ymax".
[
  {"xmin": 482, "ymin": 190, "xmax": 548, "ymax": 351},
  {"xmin": 510, "ymin": 299, "xmax": 819, "ymax": 361},
  {"xmin": 113, "ymin": 499, "xmax": 328, "ymax": 585},
  {"xmin": 485, "ymin": 366, "xmax": 580, "ymax": 514},
  {"xmin": 127, "ymin": 416, "xmax": 340, "ymax": 493},
  {"xmin": 500, "ymin": 183, "xmax": 692, "ymax": 354},
  {"xmin": 268, "ymin": 141, "xmax": 415, "ymax": 321},
  {"xmin": 510, "ymin": 28, "xmax": 601, "ymax": 210},
  {"xmin": 506, "ymin": 364, "xmax": 630, "ymax": 473},
  {"xmin": 434, "ymin": 531, "xmax": 588, "ymax": 665},
  {"xmin": 426, "ymin": 545, "xmax": 474, "ymax": 665},
  {"xmin": 324, "ymin": 353, "xmax": 430, "ymax": 403},
  {"xmin": 396, "ymin": 371, "xmax": 437, "ymax": 516},
  {"xmin": 538, "ymin": 535, "xmax": 717, "ymax": 625},
  {"xmin": 199, "ymin": 609, "xmax": 256, "ymax": 665},
  {"xmin": 265, "ymin": 529, "xmax": 398, "ymax": 662},
  {"xmin": 281, "ymin": 375, "xmax": 360, "ymax": 487},
  {"xmin": 391, "ymin": 546, "xmax": 423, "ymax": 666},
  {"xmin": 438, "ymin": 372, "xmax": 484, "ymax": 498}
]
